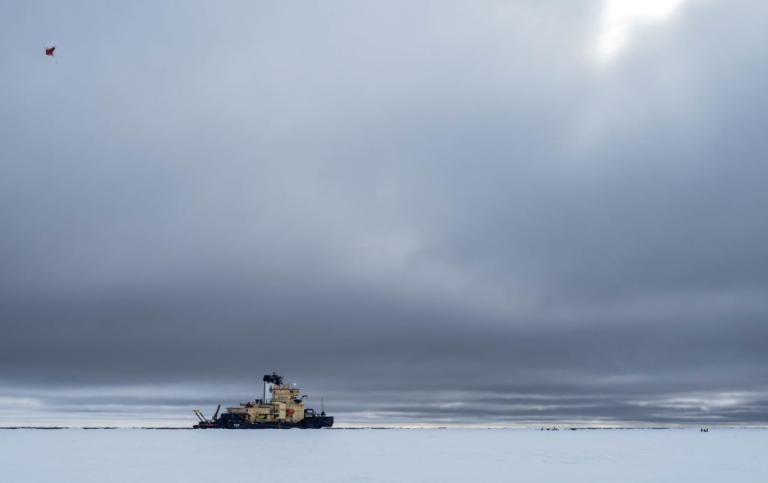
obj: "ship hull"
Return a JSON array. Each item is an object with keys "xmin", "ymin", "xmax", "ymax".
[{"xmin": 195, "ymin": 416, "xmax": 334, "ymax": 429}]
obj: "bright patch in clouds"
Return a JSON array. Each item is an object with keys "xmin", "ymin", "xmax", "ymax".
[{"xmin": 598, "ymin": 0, "xmax": 688, "ymax": 61}]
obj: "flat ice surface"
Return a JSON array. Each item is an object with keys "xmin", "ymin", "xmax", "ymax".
[{"xmin": 1, "ymin": 428, "xmax": 766, "ymax": 482}]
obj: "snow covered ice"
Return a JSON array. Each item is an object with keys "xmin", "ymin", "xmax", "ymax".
[{"xmin": 1, "ymin": 428, "xmax": 767, "ymax": 482}]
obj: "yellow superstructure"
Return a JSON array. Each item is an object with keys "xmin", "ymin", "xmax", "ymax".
[{"xmin": 223, "ymin": 373, "xmax": 309, "ymax": 425}]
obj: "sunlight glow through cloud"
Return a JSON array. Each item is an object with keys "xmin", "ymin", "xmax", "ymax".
[{"xmin": 598, "ymin": 0, "xmax": 688, "ymax": 62}]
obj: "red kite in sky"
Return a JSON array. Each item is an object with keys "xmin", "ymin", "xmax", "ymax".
[{"xmin": 45, "ymin": 43, "xmax": 56, "ymax": 62}]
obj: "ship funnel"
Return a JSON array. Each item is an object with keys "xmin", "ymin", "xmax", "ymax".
[{"xmin": 262, "ymin": 373, "xmax": 282, "ymax": 403}]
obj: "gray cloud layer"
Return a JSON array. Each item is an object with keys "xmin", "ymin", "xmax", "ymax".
[{"xmin": 2, "ymin": 1, "xmax": 768, "ymax": 426}]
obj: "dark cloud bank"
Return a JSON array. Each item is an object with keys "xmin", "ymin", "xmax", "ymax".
[{"xmin": 1, "ymin": 1, "xmax": 768, "ymax": 426}]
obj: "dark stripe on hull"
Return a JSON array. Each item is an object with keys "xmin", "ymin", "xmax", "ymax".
[{"xmin": 195, "ymin": 417, "xmax": 333, "ymax": 429}]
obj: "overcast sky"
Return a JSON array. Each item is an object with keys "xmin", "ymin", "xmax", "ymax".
[{"xmin": 1, "ymin": 0, "xmax": 767, "ymax": 427}]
